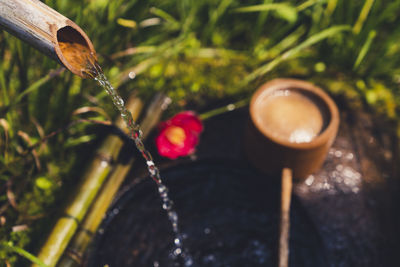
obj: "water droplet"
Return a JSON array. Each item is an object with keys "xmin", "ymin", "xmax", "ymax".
[
  {"xmin": 336, "ymin": 164, "xmax": 344, "ymax": 171},
  {"xmin": 203, "ymin": 254, "xmax": 216, "ymax": 263},
  {"xmin": 161, "ymin": 97, "xmax": 172, "ymax": 110},
  {"xmin": 169, "ymin": 211, "xmax": 178, "ymax": 221},
  {"xmin": 334, "ymin": 150, "xmax": 343, "ymax": 158},
  {"xmin": 158, "ymin": 184, "xmax": 166, "ymax": 193},
  {"xmin": 128, "ymin": 71, "xmax": 136, "ymax": 79},
  {"xmin": 112, "ymin": 208, "xmax": 119, "ymax": 215},
  {"xmin": 174, "ymin": 238, "xmax": 181, "ymax": 246},
  {"xmin": 100, "ymin": 160, "xmax": 108, "ymax": 167},
  {"xmin": 173, "ymin": 248, "xmax": 182, "ymax": 256},
  {"xmin": 305, "ymin": 175, "xmax": 314, "ymax": 186},
  {"xmin": 147, "ymin": 160, "xmax": 155, "ymax": 167},
  {"xmin": 352, "ymin": 187, "xmax": 360, "ymax": 193},
  {"xmin": 384, "ymin": 151, "xmax": 392, "ymax": 160},
  {"xmin": 172, "ymin": 222, "xmax": 178, "ymax": 230},
  {"xmin": 204, "ymin": 227, "xmax": 211, "ymax": 234},
  {"xmin": 117, "ymin": 98, "xmax": 124, "ymax": 107},
  {"xmin": 184, "ymin": 256, "xmax": 194, "ymax": 266}
]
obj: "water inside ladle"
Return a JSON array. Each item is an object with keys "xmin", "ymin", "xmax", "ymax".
[{"xmin": 253, "ymin": 88, "xmax": 328, "ymax": 144}]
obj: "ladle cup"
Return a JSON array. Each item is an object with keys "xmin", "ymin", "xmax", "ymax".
[{"xmin": 244, "ymin": 78, "xmax": 339, "ymax": 267}]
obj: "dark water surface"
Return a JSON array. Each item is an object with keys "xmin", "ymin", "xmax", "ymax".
[{"xmin": 88, "ymin": 161, "xmax": 326, "ymax": 267}]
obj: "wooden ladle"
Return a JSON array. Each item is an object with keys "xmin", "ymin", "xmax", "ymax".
[{"xmin": 245, "ymin": 78, "xmax": 340, "ymax": 267}]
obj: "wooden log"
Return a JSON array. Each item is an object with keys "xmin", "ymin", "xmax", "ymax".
[
  {"xmin": 57, "ymin": 94, "xmax": 171, "ymax": 267},
  {"xmin": 33, "ymin": 96, "xmax": 144, "ymax": 267},
  {"xmin": 279, "ymin": 167, "xmax": 293, "ymax": 267},
  {"xmin": 0, "ymin": 0, "xmax": 96, "ymax": 77}
]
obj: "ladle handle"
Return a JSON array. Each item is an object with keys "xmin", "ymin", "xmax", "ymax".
[{"xmin": 279, "ymin": 167, "xmax": 293, "ymax": 267}]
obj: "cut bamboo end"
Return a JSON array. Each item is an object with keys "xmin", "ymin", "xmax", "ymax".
[
  {"xmin": 54, "ymin": 22, "xmax": 98, "ymax": 78},
  {"xmin": 0, "ymin": 0, "xmax": 97, "ymax": 78},
  {"xmin": 279, "ymin": 167, "xmax": 293, "ymax": 267}
]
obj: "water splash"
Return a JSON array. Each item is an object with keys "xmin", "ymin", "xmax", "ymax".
[{"xmin": 86, "ymin": 61, "xmax": 192, "ymax": 266}]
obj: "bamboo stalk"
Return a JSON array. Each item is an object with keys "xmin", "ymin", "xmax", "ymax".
[
  {"xmin": 57, "ymin": 93, "xmax": 171, "ymax": 267},
  {"xmin": 0, "ymin": 0, "xmax": 96, "ymax": 77},
  {"xmin": 33, "ymin": 96, "xmax": 143, "ymax": 267},
  {"xmin": 279, "ymin": 167, "xmax": 293, "ymax": 267}
]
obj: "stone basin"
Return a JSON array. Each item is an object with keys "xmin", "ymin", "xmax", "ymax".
[{"xmin": 86, "ymin": 100, "xmax": 399, "ymax": 267}]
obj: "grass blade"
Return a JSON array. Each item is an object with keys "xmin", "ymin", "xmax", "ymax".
[
  {"xmin": 150, "ymin": 7, "xmax": 180, "ymax": 29},
  {"xmin": 297, "ymin": 0, "xmax": 327, "ymax": 12},
  {"xmin": 353, "ymin": 0, "xmax": 376, "ymax": 34},
  {"xmin": 205, "ymin": 0, "xmax": 234, "ymax": 39},
  {"xmin": 325, "ymin": 0, "xmax": 338, "ymax": 16},
  {"xmin": 353, "ymin": 30, "xmax": 376, "ymax": 70},
  {"xmin": 244, "ymin": 25, "xmax": 351, "ymax": 84},
  {"xmin": 233, "ymin": 3, "xmax": 293, "ymax": 13},
  {"xmin": 116, "ymin": 18, "xmax": 137, "ymax": 29},
  {"xmin": 2, "ymin": 242, "xmax": 49, "ymax": 267},
  {"xmin": 257, "ymin": 25, "xmax": 306, "ymax": 61},
  {"xmin": 13, "ymin": 68, "xmax": 64, "ymax": 105},
  {"xmin": 233, "ymin": 3, "xmax": 298, "ymax": 23}
]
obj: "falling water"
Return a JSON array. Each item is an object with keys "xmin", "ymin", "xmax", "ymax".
[{"xmin": 85, "ymin": 61, "xmax": 192, "ymax": 266}]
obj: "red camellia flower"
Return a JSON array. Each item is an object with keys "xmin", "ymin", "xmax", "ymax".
[{"xmin": 156, "ymin": 111, "xmax": 203, "ymax": 159}]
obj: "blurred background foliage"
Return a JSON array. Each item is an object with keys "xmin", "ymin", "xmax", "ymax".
[{"xmin": 1, "ymin": 0, "xmax": 400, "ymax": 265}]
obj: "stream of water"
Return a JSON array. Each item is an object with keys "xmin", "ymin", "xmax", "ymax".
[{"xmin": 85, "ymin": 61, "xmax": 192, "ymax": 266}]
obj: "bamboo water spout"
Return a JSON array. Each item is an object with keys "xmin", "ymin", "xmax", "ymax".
[{"xmin": 0, "ymin": 0, "xmax": 96, "ymax": 78}]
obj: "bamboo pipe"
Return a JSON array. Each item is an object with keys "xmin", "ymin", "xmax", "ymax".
[
  {"xmin": 33, "ymin": 96, "xmax": 144, "ymax": 267},
  {"xmin": 0, "ymin": 0, "xmax": 96, "ymax": 77},
  {"xmin": 57, "ymin": 93, "xmax": 171, "ymax": 267},
  {"xmin": 279, "ymin": 168, "xmax": 293, "ymax": 267}
]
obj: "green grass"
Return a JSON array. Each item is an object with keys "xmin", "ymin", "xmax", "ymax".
[{"xmin": 1, "ymin": 0, "xmax": 400, "ymax": 265}]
